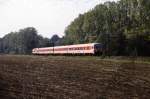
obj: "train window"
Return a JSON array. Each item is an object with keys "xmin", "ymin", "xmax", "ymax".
[
  {"xmin": 95, "ymin": 44, "xmax": 102, "ymax": 49},
  {"xmin": 86, "ymin": 47, "xmax": 88, "ymax": 50},
  {"xmin": 87, "ymin": 46, "xmax": 90, "ymax": 50}
]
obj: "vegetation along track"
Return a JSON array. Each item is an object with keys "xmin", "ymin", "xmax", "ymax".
[{"xmin": 0, "ymin": 55, "xmax": 150, "ymax": 99}]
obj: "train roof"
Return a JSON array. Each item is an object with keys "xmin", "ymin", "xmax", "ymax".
[
  {"xmin": 33, "ymin": 43, "xmax": 102, "ymax": 50},
  {"xmin": 65, "ymin": 43, "xmax": 101, "ymax": 46}
]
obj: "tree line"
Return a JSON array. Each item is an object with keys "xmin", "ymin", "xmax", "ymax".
[
  {"xmin": 63, "ymin": 0, "xmax": 150, "ymax": 56},
  {"xmin": 0, "ymin": 27, "xmax": 61, "ymax": 54},
  {"xmin": 0, "ymin": 0, "xmax": 150, "ymax": 56}
]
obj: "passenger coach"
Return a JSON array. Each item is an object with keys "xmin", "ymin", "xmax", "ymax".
[{"xmin": 32, "ymin": 43, "xmax": 102, "ymax": 55}]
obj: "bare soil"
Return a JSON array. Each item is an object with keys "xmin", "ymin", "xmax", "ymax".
[{"xmin": 0, "ymin": 55, "xmax": 150, "ymax": 99}]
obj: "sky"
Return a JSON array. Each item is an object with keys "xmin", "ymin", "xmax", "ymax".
[{"xmin": 0, "ymin": 0, "xmax": 118, "ymax": 38}]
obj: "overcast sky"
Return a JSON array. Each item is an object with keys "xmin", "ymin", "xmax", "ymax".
[{"xmin": 0, "ymin": 0, "xmax": 118, "ymax": 38}]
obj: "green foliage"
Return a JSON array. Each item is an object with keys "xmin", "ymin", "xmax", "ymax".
[
  {"xmin": 63, "ymin": 0, "xmax": 150, "ymax": 56},
  {"xmin": 0, "ymin": 0, "xmax": 150, "ymax": 56},
  {"xmin": 0, "ymin": 27, "xmax": 62, "ymax": 54},
  {"xmin": 0, "ymin": 27, "xmax": 50, "ymax": 54}
]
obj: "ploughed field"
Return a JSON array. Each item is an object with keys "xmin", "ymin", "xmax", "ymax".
[{"xmin": 0, "ymin": 55, "xmax": 150, "ymax": 99}]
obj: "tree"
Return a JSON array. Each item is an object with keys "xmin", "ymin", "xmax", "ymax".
[
  {"xmin": 1, "ymin": 27, "xmax": 51, "ymax": 54},
  {"xmin": 63, "ymin": 0, "xmax": 150, "ymax": 56},
  {"xmin": 18, "ymin": 27, "xmax": 39, "ymax": 54},
  {"xmin": 50, "ymin": 34, "xmax": 61, "ymax": 46}
]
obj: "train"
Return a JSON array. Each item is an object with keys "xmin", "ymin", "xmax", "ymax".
[{"xmin": 32, "ymin": 43, "xmax": 103, "ymax": 55}]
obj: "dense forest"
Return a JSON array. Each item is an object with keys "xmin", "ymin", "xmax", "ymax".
[
  {"xmin": 64, "ymin": 0, "xmax": 150, "ymax": 56},
  {"xmin": 0, "ymin": 0, "xmax": 150, "ymax": 56},
  {"xmin": 0, "ymin": 27, "xmax": 62, "ymax": 54}
]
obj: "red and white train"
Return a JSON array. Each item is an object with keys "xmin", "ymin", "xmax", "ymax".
[{"xmin": 32, "ymin": 43, "xmax": 102, "ymax": 55}]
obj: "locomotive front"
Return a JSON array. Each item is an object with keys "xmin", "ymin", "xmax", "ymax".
[{"xmin": 94, "ymin": 43, "xmax": 103, "ymax": 55}]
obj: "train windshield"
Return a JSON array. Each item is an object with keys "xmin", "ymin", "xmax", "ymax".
[{"xmin": 94, "ymin": 44, "xmax": 102, "ymax": 49}]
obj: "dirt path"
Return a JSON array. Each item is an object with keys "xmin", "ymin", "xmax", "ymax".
[{"xmin": 0, "ymin": 55, "xmax": 150, "ymax": 99}]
